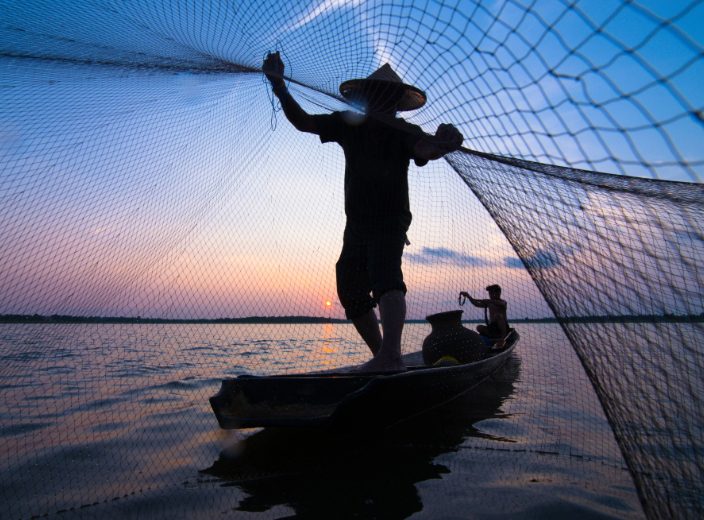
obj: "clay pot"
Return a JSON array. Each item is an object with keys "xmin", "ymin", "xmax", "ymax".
[{"xmin": 422, "ymin": 310, "xmax": 488, "ymax": 366}]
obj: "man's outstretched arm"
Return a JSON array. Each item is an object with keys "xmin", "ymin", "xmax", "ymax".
[
  {"xmin": 460, "ymin": 291, "xmax": 488, "ymax": 308},
  {"xmin": 414, "ymin": 123, "xmax": 464, "ymax": 162},
  {"xmin": 263, "ymin": 52, "xmax": 317, "ymax": 134}
]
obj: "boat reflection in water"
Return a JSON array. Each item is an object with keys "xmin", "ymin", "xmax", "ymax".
[{"xmin": 201, "ymin": 355, "xmax": 520, "ymax": 518}]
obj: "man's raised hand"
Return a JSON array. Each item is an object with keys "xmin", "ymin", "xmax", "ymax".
[
  {"xmin": 436, "ymin": 123, "xmax": 463, "ymax": 152},
  {"xmin": 263, "ymin": 51, "xmax": 285, "ymax": 88}
]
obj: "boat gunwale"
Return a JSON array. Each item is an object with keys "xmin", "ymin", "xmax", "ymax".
[{"xmin": 226, "ymin": 329, "xmax": 519, "ymax": 382}]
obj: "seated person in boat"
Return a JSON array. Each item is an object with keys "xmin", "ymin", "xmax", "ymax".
[
  {"xmin": 460, "ymin": 284, "xmax": 509, "ymax": 345},
  {"xmin": 263, "ymin": 52, "xmax": 463, "ymax": 372}
]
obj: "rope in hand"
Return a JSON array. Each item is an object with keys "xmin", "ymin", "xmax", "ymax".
[
  {"xmin": 458, "ymin": 293, "xmax": 489, "ymax": 325},
  {"xmin": 263, "ymin": 42, "xmax": 291, "ymax": 131}
]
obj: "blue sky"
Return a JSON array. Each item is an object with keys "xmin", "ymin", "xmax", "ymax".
[{"xmin": 3, "ymin": 0, "xmax": 701, "ymax": 181}]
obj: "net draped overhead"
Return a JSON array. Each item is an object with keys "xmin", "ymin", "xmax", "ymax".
[{"xmin": 1, "ymin": 1, "xmax": 702, "ymax": 518}]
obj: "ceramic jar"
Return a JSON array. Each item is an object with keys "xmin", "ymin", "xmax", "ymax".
[{"xmin": 422, "ymin": 310, "xmax": 488, "ymax": 366}]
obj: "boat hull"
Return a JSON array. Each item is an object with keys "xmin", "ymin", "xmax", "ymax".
[{"xmin": 210, "ymin": 330, "xmax": 519, "ymax": 429}]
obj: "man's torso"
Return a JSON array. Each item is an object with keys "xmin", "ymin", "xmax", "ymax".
[{"xmin": 314, "ymin": 111, "xmax": 424, "ymax": 224}]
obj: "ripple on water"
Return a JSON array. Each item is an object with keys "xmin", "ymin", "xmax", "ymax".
[
  {"xmin": 0, "ymin": 381, "xmax": 35, "ymax": 390},
  {"xmin": 42, "ymin": 364, "xmax": 77, "ymax": 376},
  {"xmin": 223, "ymin": 366, "xmax": 248, "ymax": 376},
  {"xmin": 80, "ymin": 396, "xmax": 126, "ymax": 411},
  {"xmin": 49, "ymin": 348, "xmax": 78, "ymax": 360},
  {"xmin": 90, "ymin": 421, "xmax": 126, "ymax": 433},
  {"xmin": 183, "ymin": 344, "xmax": 215, "ymax": 352},
  {"xmin": 1, "ymin": 421, "xmax": 54, "ymax": 438},
  {"xmin": 141, "ymin": 394, "xmax": 183, "ymax": 405},
  {"xmin": 184, "ymin": 345, "xmax": 230, "ymax": 360},
  {"xmin": 1, "ymin": 350, "xmax": 45, "ymax": 362},
  {"xmin": 159, "ymin": 377, "xmax": 217, "ymax": 391}
]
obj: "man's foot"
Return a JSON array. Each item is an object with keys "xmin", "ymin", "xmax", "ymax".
[{"xmin": 355, "ymin": 355, "xmax": 405, "ymax": 373}]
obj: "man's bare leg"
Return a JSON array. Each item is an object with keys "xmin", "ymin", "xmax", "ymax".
[
  {"xmin": 352, "ymin": 308, "xmax": 382, "ymax": 355},
  {"xmin": 357, "ymin": 290, "xmax": 406, "ymax": 372}
]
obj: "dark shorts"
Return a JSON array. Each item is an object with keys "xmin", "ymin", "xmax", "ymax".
[
  {"xmin": 336, "ymin": 219, "xmax": 408, "ymax": 320},
  {"xmin": 478, "ymin": 322, "xmax": 503, "ymax": 338}
]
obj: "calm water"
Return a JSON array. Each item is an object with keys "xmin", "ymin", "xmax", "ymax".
[{"xmin": 0, "ymin": 323, "xmax": 644, "ymax": 518}]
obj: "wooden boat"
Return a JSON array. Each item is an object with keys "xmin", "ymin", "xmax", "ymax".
[{"xmin": 209, "ymin": 329, "xmax": 519, "ymax": 429}]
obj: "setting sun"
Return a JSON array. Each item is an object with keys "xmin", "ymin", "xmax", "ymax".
[{"xmin": 325, "ymin": 300, "xmax": 332, "ymax": 308}]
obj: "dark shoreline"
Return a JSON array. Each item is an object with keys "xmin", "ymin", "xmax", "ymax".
[{"xmin": 0, "ymin": 314, "xmax": 701, "ymax": 324}]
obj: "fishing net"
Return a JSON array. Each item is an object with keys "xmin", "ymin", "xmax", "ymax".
[{"xmin": 1, "ymin": 0, "xmax": 702, "ymax": 518}]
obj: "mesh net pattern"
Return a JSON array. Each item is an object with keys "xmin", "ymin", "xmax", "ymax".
[
  {"xmin": 1, "ymin": 0, "xmax": 702, "ymax": 518},
  {"xmin": 450, "ymin": 150, "xmax": 704, "ymax": 517}
]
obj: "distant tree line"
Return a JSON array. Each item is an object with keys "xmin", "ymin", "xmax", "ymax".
[
  {"xmin": 0, "ymin": 313, "xmax": 701, "ymax": 324},
  {"xmin": 0, "ymin": 314, "xmax": 348, "ymax": 324}
]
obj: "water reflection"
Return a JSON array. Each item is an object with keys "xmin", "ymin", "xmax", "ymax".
[{"xmin": 202, "ymin": 356, "xmax": 520, "ymax": 518}]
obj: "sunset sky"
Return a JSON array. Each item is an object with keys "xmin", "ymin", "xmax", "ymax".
[{"xmin": 1, "ymin": 0, "xmax": 700, "ymax": 320}]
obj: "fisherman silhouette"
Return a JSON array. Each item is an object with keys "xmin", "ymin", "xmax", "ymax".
[
  {"xmin": 263, "ymin": 52, "xmax": 463, "ymax": 371},
  {"xmin": 460, "ymin": 284, "xmax": 509, "ymax": 348}
]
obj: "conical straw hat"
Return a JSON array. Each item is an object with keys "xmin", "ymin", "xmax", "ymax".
[{"xmin": 339, "ymin": 64, "xmax": 427, "ymax": 111}]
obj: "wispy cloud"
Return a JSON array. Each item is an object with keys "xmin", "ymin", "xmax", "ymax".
[
  {"xmin": 406, "ymin": 247, "xmax": 487, "ymax": 267},
  {"xmin": 504, "ymin": 249, "xmax": 560, "ymax": 269},
  {"xmin": 280, "ymin": 0, "xmax": 400, "ymax": 71},
  {"xmin": 284, "ymin": 0, "xmax": 364, "ymax": 32},
  {"xmin": 504, "ymin": 257, "xmax": 524, "ymax": 269}
]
